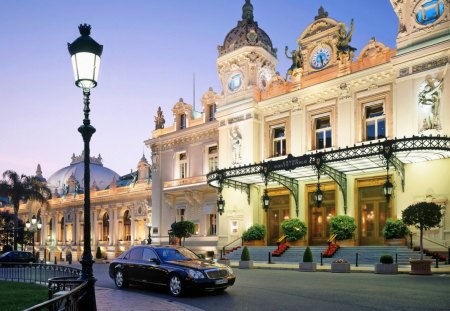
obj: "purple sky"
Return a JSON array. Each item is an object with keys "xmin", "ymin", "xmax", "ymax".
[{"xmin": 0, "ymin": 0, "xmax": 398, "ymax": 178}]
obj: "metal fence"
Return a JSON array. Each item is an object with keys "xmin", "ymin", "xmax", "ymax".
[{"xmin": 0, "ymin": 263, "xmax": 88, "ymax": 311}]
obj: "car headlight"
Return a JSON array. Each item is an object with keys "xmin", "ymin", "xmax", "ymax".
[
  {"xmin": 226, "ymin": 266, "xmax": 234, "ymax": 275},
  {"xmin": 188, "ymin": 269, "xmax": 205, "ymax": 279}
]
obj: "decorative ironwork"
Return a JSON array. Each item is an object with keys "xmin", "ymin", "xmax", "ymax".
[{"xmin": 207, "ymin": 136, "xmax": 450, "ymax": 216}]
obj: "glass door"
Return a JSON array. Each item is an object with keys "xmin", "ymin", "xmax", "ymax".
[
  {"xmin": 308, "ymin": 190, "xmax": 336, "ymax": 245},
  {"xmin": 359, "ymin": 186, "xmax": 390, "ymax": 245}
]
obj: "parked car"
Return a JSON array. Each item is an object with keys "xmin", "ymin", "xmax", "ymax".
[
  {"xmin": 0, "ymin": 251, "xmax": 35, "ymax": 263},
  {"xmin": 109, "ymin": 245, "xmax": 235, "ymax": 296}
]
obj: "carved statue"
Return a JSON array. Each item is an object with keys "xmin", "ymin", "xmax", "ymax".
[
  {"xmin": 336, "ymin": 19, "xmax": 356, "ymax": 61},
  {"xmin": 285, "ymin": 45, "xmax": 303, "ymax": 80},
  {"xmin": 419, "ymin": 77, "xmax": 443, "ymax": 132},
  {"xmin": 230, "ymin": 126, "xmax": 242, "ymax": 165},
  {"xmin": 154, "ymin": 106, "xmax": 165, "ymax": 130}
]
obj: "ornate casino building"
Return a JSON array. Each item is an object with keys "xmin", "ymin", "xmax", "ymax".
[{"xmin": 18, "ymin": 0, "xmax": 450, "ymax": 260}]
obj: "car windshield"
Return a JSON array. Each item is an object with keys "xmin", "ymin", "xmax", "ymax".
[{"xmin": 155, "ymin": 247, "xmax": 199, "ymax": 261}]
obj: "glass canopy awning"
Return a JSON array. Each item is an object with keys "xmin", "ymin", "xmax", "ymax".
[{"xmin": 207, "ymin": 135, "xmax": 450, "ymax": 216}]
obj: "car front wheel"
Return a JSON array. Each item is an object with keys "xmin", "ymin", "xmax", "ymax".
[
  {"xmin": 114, "ymin": 270, "xmax": 127, "ymax": 289},
  {"xmin": 168, "ymin": 274, "xmax": 183, "ymax": 297}
]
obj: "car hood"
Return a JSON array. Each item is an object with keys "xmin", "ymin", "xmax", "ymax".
[{"xmin": 166, "ymin": 259, "xmax": 225, "ymax": 270}]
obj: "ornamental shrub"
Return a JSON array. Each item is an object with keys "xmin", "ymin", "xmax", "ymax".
[
  {"xmin": 382, "ymin": 218, "xmax": 410, "ymax": 239},
  {"xmin": 380, "ymin": 254, "xmax": 394, "ymax": 264},
  {"xmin": 402, "ymin": 202, "xmax": 443, "ymax": 260},
  {"xmin": 281, "ymin": 218, "xmax": 307, "ymax": 242},
  {"xmin": 241, "ymin": 246, "xmax": 250, "ymax": 261},
  {"xmin": 168, "ymin": 220, "xmax": 195, "ymax": 246},
  {"xmin": 242, "ymin": 224, "xmax": 265, "ymax": 241},
  {"xmin": 303, "ymin": 246, "xmax": 313, "ymax": 263},
  {"xmin": 330, "ymin": 215, "xmax": 356, "ymax": 241},
  {"xmin": 96, "ymin": 246, "xmax": 102, "ymax": 259}
]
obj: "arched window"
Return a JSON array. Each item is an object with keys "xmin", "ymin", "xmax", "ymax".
[
  {"xmin": 123, "ymin": 211, "xmax": 131, "ymax": 241},
  {"xmin": 48, "ymin": 218, "xmax": 53, "ymax": 243},
  {"xmin": 60, "ymin": 217, "xmax": 64, "ymax": 242},
  {"xmin": 102, "ymin": 213, "xmax": 109, "ymax": 241}
]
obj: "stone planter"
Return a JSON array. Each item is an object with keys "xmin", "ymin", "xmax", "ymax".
[
  {"xmin": 384, "ymin": 238, "xmax": 406, "ymax": 246},
  {"xmin": 243, "ymin": 240, "xmax": 265, "ymax": 247},
  {"xmin": 217, "ymin": 259, "xmax": 231, "ymax": 266},
  {"xmin": 331, "ymin": 262, "xmax": 351, "ymax": 273},
  {"xmin": 299, "ymin": 262, "xmax": 317, "ymax": 272},
  {"xmin": 374, "ymin": 263, "xmax": 398, "ymax": 274},
  {"xmin": 410, "ymin": 259, "xmax": 432, "ymax": 275},
  {"xmin": 239, "ymin": 260, "xmax": 254, "ymax": 269}
]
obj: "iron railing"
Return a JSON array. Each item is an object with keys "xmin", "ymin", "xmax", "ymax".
[{"xmin": 0, "ymin": 263, "xmax": 87, "ymax": 311}]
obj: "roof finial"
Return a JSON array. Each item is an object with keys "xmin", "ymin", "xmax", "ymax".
[
  {"xmin": 242, "ymin": 0, "xmax": 254, "ymax": 21},
  {"xmin": 36, "ymin": 164, "xmax": 43, "ymax": 177},
  {"xmin": 315, "ymin": 6, "xmax": 328, "ymax": 20}
]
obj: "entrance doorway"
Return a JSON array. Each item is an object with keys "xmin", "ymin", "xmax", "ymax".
[
  {"xmin": 308, "ymin": 189, "xmax": 336, "ymax": 245},
  {"xmin": 268, "ymin": 195, "xmax": 290, "ymax": 245},
  {"xmin": 358, "ymin": 185, "xmax": 390, "ymax": 245}
]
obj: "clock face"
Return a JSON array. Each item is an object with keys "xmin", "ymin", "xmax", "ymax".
[
  {"xmin": 228, "ymin": 72, "xmax": 243, "ymax": 92},
  {"xmin": 310, "ymin": 46, "xmax": 332, "ymax": 70}
]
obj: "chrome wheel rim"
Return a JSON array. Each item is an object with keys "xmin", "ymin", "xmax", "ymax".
[
  {"xmin": 115, "ymin": 271, "xmax": 124, "ymax": 288},
  {"xmin": 169, "ymin": 275, "xmax": 181, "ymax": 296}
]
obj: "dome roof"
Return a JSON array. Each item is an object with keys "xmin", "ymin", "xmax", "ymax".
[
  {"xmin": 218, "ymin": 0, "xmax": 276, "ymax": 57},
  {"xmin": 47, "ymin": 152, "xmax": 120, "ymax": 196}
]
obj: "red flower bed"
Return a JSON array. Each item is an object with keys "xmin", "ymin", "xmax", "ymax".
[
  {"xmin": 272, "ymin": 243, "xmax": 289, "ymax": 257},
  {"xmin": 322, "ymin": 242, "xmax": 339, "ymax": 258}
]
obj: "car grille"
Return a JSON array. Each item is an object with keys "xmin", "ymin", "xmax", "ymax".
[{"xmin": 205, "ymin": 268, "xmax": 228, "ymax": 279}]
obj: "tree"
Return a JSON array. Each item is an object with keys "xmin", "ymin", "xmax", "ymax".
[
  {"xmin": 0, "ymin": 170, "xmax": 51, "ymax": 250},
  {"xmin": 402, "ymin": 202, "xmax": 443, "ymax": 260},
  {"xmin": 330, "ymin": 215, "xmax": 356, "ymax": 241},
  {"xmin": 168, "ymin": 221, "xmax": 195, "ymax": 246}
]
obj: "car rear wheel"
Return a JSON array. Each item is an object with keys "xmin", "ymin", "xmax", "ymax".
[
  {"xmin": 114, "ymin": 270, "xmax": 127, "ymax": 289},
  {"xmin": 168, "ymin": 274, "xmax": 183, "ymax": 297}
]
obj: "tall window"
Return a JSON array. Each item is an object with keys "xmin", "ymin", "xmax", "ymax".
[
  {"xmin": 208, "ymin": 104, "xmax": 216, "ymax": 121},
  {"xmin": 271, "ymin": 125, "xmax": 286, "ymax": 157},
  {"xmin": 102, "ymin": 213, "xmax": 109, "ymax": 241},
  {"xmin": 179, "ymin": 152, "xmax": 188, "ymax": 179},
  {"xmin": 59, "ymin": 217, "xmax": 64, "ymax": 242},
  {"xmin": 208, "ymin": 145, "xmax": 218, "ymax": 172},
  {"xmin": 314, "ymin": 116, "xmax": 332, "ymax": 149},
  {"xmin": 365, "ymin": 104, "xmax": 385, "ymax": 141},
  {"xmin": 208, "ymin": 214, "xmax": 217, "ymax": 236},
  {"xmin": 179, "ymin": 114, "xmax": 186, "ymax": 129},
  {"xmin": 176, "ymin": 208, "xmax": 185, "ymax": 222},
  {"xmin": 123, "ymin": 211, "xmax": 131, "ymax": 241}
]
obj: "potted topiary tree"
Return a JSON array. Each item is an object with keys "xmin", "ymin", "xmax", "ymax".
[
  {"xmin": 330, "ymin": 215, "xmax": 356, "ymax": 246},
  {"xmin": 382, "ymin": 218, "xmax": 410, "ymax": 246},
  {"xmin": 402, "ymin": 201, "xmax": 443, "ymax": 275},
  {"xmin": 375, "ymin": 254, "xmax": 398, "ymax": 274},
  {"xmin": 281, "ymin": 218, "xmax": 307, "ymax": 246},
  {"xmin": 242, "ymin": 224, "xmax": 265, "ymax": 246},
  {"xmin": 168, "ymin": 220, "xmax": 195, "ymax": 246},
  {"xmin": 95, "ymin": 246, "xmax": 103, "ymax": 263},
  {"xmin": 299, "ymin": 246, "xmax": 316, "ymax": 272},
  {"xmin": 239, "ymin": 246, "xmax": 253, "ymax": 269}
]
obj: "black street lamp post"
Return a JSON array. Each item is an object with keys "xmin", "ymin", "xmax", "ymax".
[
  {"xmin": 25, "ymin": 215, "xmax": 42, "ymax": 258},
  {"xmin": 68, "ymin": 23, "xmax": 103, "ymax": 311}
]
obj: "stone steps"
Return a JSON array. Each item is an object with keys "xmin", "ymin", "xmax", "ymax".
[{"xmin": 224, "ymin": 246, "xmax": 425, "ymax": 265}]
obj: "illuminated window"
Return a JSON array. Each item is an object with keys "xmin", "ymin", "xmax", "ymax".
[
  {"xmin": 176, "ymin": 208, "xmax": 185, "ymax": 222},
  {"xmin": 123, "ymin": 211, "xmax": 131, "ymax": 241},
  {"xmin": 178, "ymin": 152, "xmax": 188, "ymax": 179},
  {"xmin": 365, "ymin": 104, "xmax": 385, "ymax": 141},
  {"xmin": 314, "ymin": 116, "xmax": 332, "ymax": 149},
  {"xmin": 271, "ymin": 125, "xmax": 286, "ymax": 157},
  {"xmin": 208, "ymin": 145, "xmax": 218, "ymax": 172},
  {"xmin": 208, "ymin": 214, "xmax": 217, "ymax": 236}
]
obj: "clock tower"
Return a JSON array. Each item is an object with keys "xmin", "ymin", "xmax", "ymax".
[{"xmin": 217, "ymin": 0, "xmax": 278, "ymax": 98}]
